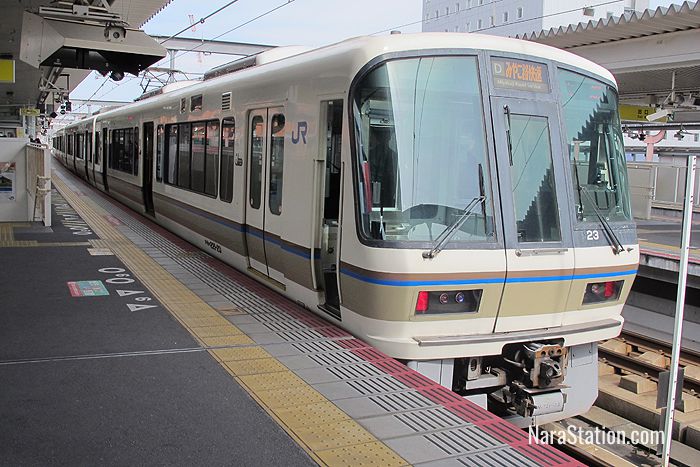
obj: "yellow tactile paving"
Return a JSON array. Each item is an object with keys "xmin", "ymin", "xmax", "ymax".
[
  {"xmin": 52, "ymin": 171, "xmax": 408, "ymax": 466},
  {"xmin": 316, "ymin": 442, "xmax": 408, "ymax": 467},
  {"xmin": 223, "ymin": 358, "xmax": 289, "ymax": 376},
  {"xmin": 274, "ymin": 402, "xmax": 351, "ymax": 427},
  {"xmin": 212, "ymin": 347, "xmax": 272, "ymax": 362},
  {"xmin": 239, "ymin": 371, "xmax": 307, "ymax": 392},
  {"xmin": 292, "ymin": 420, "xmax": 378, "ymax": 451},
  {"xmin": 254, "ymin": 385, "xmax": 329, "ymax": 409}
]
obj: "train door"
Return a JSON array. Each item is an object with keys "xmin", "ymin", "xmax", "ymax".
[
  {"xmin": 315, "ymin": 100, "xmax": 343, "ymax": 318},
  {"xmin": 102, "ymin": 128, "xmax": 109, "ymax": 192},
  {"xmin": 142, "ymin": 121, "xmax": 155, "ymax": 215},
  {"xmin": 490, "ymin": 97, "xmax": 574, "ymax": 332},
  {"xmin": 245, "ymin": 109, "xmax": 271, "ymax": 277}
]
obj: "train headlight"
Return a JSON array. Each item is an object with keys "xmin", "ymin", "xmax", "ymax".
[
  {"xmin": 583, "ymin": 280, "xmax": 623, "ymax": 304},
  {"xmin": 414, "ymin": 290, "xmax": 482, "ymax": 315}
]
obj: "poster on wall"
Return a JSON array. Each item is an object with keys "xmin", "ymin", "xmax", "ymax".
[{"xmin": 0, "ymin": 162, "xmax": 16, "ymax": 202}]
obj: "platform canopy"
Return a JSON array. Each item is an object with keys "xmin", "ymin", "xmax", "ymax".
[{"xmin": 519, "ymin": 1, "xmax": 700, "ymax": 122}]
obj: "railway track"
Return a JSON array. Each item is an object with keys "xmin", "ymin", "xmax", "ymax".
[{"xmin": 599, "ymin": 330, "xmax": 700, "ymax": 395}]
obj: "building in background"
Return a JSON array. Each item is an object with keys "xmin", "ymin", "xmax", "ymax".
[{"xmin": 422, "ymin": 0, "xmax": 650, "ymax": 36}]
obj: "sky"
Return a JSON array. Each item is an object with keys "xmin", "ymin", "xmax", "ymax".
[
  {"xmin": 70, "ymin": 0, "xmax": 424, "ymax": 105},
  {"xmin": 69, "ymin": 0, "xmax": 679, "ymax": 106}
]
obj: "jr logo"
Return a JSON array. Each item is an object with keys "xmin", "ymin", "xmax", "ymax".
[{"xmin": 292, "ymin": 121, "xmax": 308, "ymax": 144}]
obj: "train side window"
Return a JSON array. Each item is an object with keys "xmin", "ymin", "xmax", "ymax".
[
  {"xmin": 220, "ymin": 118, "xmax": 235, "ymax": 203},
  {"xmin": 178, "ymin": 123, "xmax": 191, "ymax": 189},
  {"xmin": 156, "ymin": 125, "xmax": 164, "ymax": 182},
  {"xmin": 249, "ymin": 116, "xmax": 264, "ymax": 209},
  {"xmin": 86, "ymin": 131, "xmax": 92, "ymax": 162},
  {"xmin": 191, "ymin": 122, "xmax": 206, "ymax": 193},
  {"xmin": 134, "ymin": 126, "xmax": 139, "ymax": 176},
  {"xmin": 205, "ymin": 120, "xmax": 219, "ymax": 197},
  {"xmin": 269, "ymin": 113, "xmax": 285, "ymax": 215},
  {"xmin": 123, "ymin": 128, "xmax": 132, "ymax": 173},
  {"xmin": 191, "ymin": 94, "xmax": 203, "ymax": 112},
  {"xmin": 165, "ymin": 124, "xmax": 178, "ymax": 185},
  {"xmin": 95, "ymin": 131, "xmax": 101, "ymax": 165}
]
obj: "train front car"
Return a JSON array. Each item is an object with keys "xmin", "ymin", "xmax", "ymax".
[{"xmin": 342, "ymin": 37, "xmax": 638, "ymax": 426}]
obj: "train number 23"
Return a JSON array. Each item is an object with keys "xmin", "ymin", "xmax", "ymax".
[{"xmin": 586, "ymin": 230, "xmax": 600, "ymax": 241}]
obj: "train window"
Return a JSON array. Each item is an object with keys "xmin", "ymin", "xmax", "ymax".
[
  {"xmin": 191, "ymin": 122, "xmax": 206, "ymax": 193},
  {"xmin": 124, "ymin": 129, "xmax": 132, "ymax": 172},
  {"xmin": 162, "ymin": 120, "xmax": 220, "ymax": 197},
  {"xmin": 134, "ymin": 127, "xmax": 139, "ymax": 176},
  {"xmin": 352, "ymin": 56, "xmax": 495, "ymax": 245},
  {"xmin": 191, "ymin": 94, "xmax": 203, "ymax": 112},
  {"xmin": 249, "ymin": 116, "xmax": 264, "ymax": 209},
  {"xmin": 95, "ymin": 131, "xmax": 101, "ymax": 165},
  {"xmin": 109, "ymin": 128, "xmax": 138, "ymax": 175},
  {"xmin": 75, "ymin": 134, "xmax": 82, "ymax": 159},
  {"xmin": 269, "ymin": 114, "xmax": 285, "ymax": 215},
  {"xmin": 220, "ymin": 118, "xmax": 235, "ymax": 202},
  {"xmin": 205, "ymin": 120, "xmax": 219, "ymax": 197},
  {"xmin": 166, "ymin": 124, "xmax": 178, "ymax": 184},
  {"xmin": 86, "ymin": 132, "xmax": 91, "ymax": 162},
  {"xmin": 180, "ymin": 98, "xmax": 186, "ymax": 114},
  {"xmin": 156, "ymin": 125, "xmax": 164, "ymax": 182},
  {"xmin": 507, "ymin": 114, "xmax": 561, "ymax": 243},
  {"xmin": 178, "ymin": 123, "xmax": 191, "ymax": 189},
  {"xmin": 557, "ymin": 68, "xmax": 632, "ymax": 222}
]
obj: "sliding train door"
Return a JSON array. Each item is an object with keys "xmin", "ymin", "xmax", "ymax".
[
  {"xmin": 490, "ymin": 96, "xmax": 573, "ymax": 332},
  {"xmin": 244, "ymin": 107, "xmax": 286, "ymax": 281},
  {"xmin": 245, "ymin": 110, "xmax": 269, "ymax": 276},
  {"xmin": 142, "ymin": 121, "xmax": 155, "ymax": 216}
]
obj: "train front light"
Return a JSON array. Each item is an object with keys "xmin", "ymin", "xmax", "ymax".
[
  {"xmin": 414, "ymin": 290, "xmax": 482, "ymax": 315},
  {"xmin": 582, "ymin": 280, "xmax": 623, "ymax": 304}
]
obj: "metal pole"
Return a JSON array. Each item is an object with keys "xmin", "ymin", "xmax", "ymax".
[{"xmin": 661, "ymin": 154, "xmax": 696, "ymax": 466}]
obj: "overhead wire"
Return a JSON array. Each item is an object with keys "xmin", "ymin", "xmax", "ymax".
[
  {"xmin": 372, "ymin": 0, "xmax": 629, "ymax": 35},
  {"xmin": 158, "ymin": 0, "xmax": 243, "ymax": 45},
  {"xmin": 149, "ymin": 0, "xmax": 298, "ymax": 70}
]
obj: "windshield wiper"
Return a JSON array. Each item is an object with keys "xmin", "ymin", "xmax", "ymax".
[
  {"xmin": 579, "ymin": 186, "xmax": 626, "ymax": 255},
  {"xmin": 422, "ymin": 196, "xmax": 485, "ymax": 259}
]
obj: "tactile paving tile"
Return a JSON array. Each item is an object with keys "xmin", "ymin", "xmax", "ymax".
[
  {"xmin": 222, "ymin": 358, "xmax": 289, "ymax": 376},
  {"xmin": 211, "ymin": 346, "xmax": 271, "ymax": 362},
  {"xmin": 274, "ymin": 401, "xmax": 350, "ymax": 428},
  {"xmin": 316, "ymin": 441, "xmax": 408, "ymax": 467}
]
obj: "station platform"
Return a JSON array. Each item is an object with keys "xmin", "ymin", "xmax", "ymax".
[
  {"xmin": 0, "ymin": 164, "xmax": 581, "ymax": 466},
  {"xmin": 637, "ymin": 218, "xmax": 700, "ymax": 277}
]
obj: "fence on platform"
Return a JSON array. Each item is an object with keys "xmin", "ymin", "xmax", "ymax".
[{"xmin": 628, "ymin": 160, "xmax": 700, "ymax": 220}]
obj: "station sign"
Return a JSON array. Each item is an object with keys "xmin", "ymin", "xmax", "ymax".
[
  {"xmin": 492, "ymin": 58, "xmax": 550, "ymax": 93},
  {"xmin": 0, "ymin": 59, "xmax": 15, "ymax": 84},
  {"xmin": 619, "ymin": 104, "xmax": 667, "ymax": 122}
]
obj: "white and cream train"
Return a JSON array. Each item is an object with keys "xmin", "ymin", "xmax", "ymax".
[{"xmin": 53, "ymin": 33, "xmax": 639, "ymax": 426}]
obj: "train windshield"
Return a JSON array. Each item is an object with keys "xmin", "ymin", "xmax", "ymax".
[
  {"xmin": 558, "ymin": 69, "xmax": 632, "ymax": 222},
  {"xmin": 352, "ymin": 56, "xmax": 495, "ymax": 245}
]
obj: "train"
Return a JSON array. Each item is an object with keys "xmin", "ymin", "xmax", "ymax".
[{"xmin": 52, "ymin": 33, "xmax": 639, "ymax": 426}]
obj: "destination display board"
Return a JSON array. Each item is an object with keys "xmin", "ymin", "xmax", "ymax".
[{"xmin": 492, "ymin": 58, "xmax": 550, "ymax": 93}]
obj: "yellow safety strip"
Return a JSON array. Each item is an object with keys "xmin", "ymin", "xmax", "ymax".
[{"xmin": 53, "ymin": 173, "xmax": 407, "ymax": 467}]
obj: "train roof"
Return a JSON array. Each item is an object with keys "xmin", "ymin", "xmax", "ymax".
[{"xmin": 63, "ymin": 33, "xmax": 615, "ymax": 128}]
